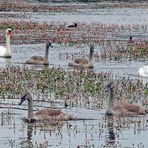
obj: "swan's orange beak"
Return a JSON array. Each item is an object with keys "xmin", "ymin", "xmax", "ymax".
[{"xmin": 9, "ymin": 31, "xmax": 13, "ymax": 38}]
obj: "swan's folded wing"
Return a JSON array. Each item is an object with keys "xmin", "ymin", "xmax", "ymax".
[
  {"xmin": 30, "ymin": 56, "xmax": 44, "ymax": 61},
  {"xmin": 74, "ymin": 58, "xmax": 88, "ymax": 64},
  {"xmin": 33, "ymin": 108, "xmax": 62, "ymax": 117},
  {"xmin": 25, "ymin": 56, "xmax": 45, "ymax": 64}
]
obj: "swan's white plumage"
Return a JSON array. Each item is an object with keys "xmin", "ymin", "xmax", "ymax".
[
  {"xmin": 0, "ymin": 46, "xmax": 7, "ymax": 54},
  {"xmin": 138, "ymin": 65, "xmax": 148, "ymax": 85},
  {"xmin": 0, "ymin": 28, "xmax": 12, "ymax": 58},
  {"xmin": 138, "ymin": 66, "xmax": 148, "ymax": 77}
]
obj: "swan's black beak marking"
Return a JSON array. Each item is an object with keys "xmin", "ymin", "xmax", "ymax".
[
  {"xmin": 49, "ymin": 44, "xmax": 53, "ymax": 48},
  {"xmin": 48, "ymin": 42, "xmax": 53, "ymax": 48},
  {"xmin": 19, "ymin": 95, "xmax": 26, "ymax": 105},
  {"xmin": 105, "ymin": 81, "xmax": 114, "ymax": 93}
]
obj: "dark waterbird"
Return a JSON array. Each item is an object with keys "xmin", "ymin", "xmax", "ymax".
[{"xmin": 67, "ymin": 23, "xmax": 77, "ymax": 28}]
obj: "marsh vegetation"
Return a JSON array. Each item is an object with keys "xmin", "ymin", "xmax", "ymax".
[{"xmin": 0, "ymin": 0, "xmax": 148, "ymax": 147}]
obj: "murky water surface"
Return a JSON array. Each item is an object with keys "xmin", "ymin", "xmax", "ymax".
[{"xmin": 0, "ymin": 1, "xmax": 148, "ymax": 148}]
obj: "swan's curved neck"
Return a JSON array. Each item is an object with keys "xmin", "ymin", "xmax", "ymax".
[
  {"xmin": 6, "ymin": 35, "xmax": 11, "ymax": 53},
  {"xmin": 108, "ymin": 87, "xmax": 114, "ymax": 111},
  {"xmin": 44, "ymin": 47, "xmax": 49, "ymax": 64},
  {"xmin": 28, "ymin": 97, "xmax": 33, "ymax": 119}
]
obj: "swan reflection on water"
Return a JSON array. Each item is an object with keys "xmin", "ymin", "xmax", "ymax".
[
  {"xmin": 105, "ymin": 116, "xmax": 116, "ymax": 147},
  {"xmin": 0, "ymin": 57, "xmax": 11, "ymax": 65},
  {"xmin": 20, "ymin": 121, "xmax": 65, "ymax": 148}
]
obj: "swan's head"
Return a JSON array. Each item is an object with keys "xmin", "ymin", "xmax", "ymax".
[
  {"xmin": 46, "ymin": 41, "xmax": 53, "ymax": 49},
  {"xmin": 90, "ymin": 44, "xmax": 94, "ymax": 53},
  {"xmin": 5, "ymin": 28, "xmax": 12, "ymax": 38},
  {"xmin": 105, "ymin": 81, "xmax": 114, "ymax": 91},
  {"xmin": 19, "ymin": 92, "xmax": 31, "ymax": 105}
]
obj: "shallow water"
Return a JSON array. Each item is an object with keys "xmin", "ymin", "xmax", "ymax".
[
  {"xmin": 0, "ymin": 43, "xmax": 146, "ymax": 76},
  {"xmin": 1, "ymin": 107, "xmax": 148, "ymax": 147},
  {"xmin": 35, "ymin": 8, "xmax": 148, "ymax": 25},
  {"xmin": 0, "ymin": 1, "xmax": 148, "ymax": 148},
  {"xmin": 18, "ymin": 2, "xmax": 148, "ymax": 25}
]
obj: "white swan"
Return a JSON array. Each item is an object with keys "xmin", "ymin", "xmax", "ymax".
[
  {"xmin": 138, "ymin": 65, "xmax": 148, "ymax": 85},
  {"xmin": 25, "ymin": 41, "xmax": 53, "ymax": 65},
  {"xmin": 106, "ymin": 81, "xmax": 148, "ymax": 116},
  {"xmin": 138, "ymin": 65, "xmax": 148, "ymax": 77},
  {"xmin": 19, "ymin": 92, "xmax": 73, "ymax": 122},
  {"xmin": 0, "ymin": 28, "xmax": 12, "ymax": 58},
  {"xmin": 68, "ymin": 44, "xmax": 95, "ymax": 68}
]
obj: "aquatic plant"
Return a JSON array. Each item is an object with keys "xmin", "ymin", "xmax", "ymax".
[
  {"xmin": 0, "ymin": 20, "xmax": 147, "ymax": 62},
  {"xmin": 0, "ymin": 65, "xmax": 147, "ymax": 111},
  {"xmin": 0, "ymin": 1, "xmax": 74, "ymax": 12},
  {"xmin": 0, "ymin": 20, "xmax": 147, "ymax": 45}
]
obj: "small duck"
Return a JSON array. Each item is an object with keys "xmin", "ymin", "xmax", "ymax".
[
  {"xmin": 128, "ymin": 36, "xmax": 134, "ymax": 44},
  {"xmin": 67, "ymin": 23, "xmax": 77, "ymax": 28}
]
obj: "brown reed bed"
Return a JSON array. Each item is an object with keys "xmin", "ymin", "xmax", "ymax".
[
  {"xmin": 0, "ymin": 12, "xmax": 28, "ymax": 19},
  {"xmin": 107, "ymin": 1, "xmax": 148, "ymax": 8},
  {"xmin": 78, "ymin": 1, "xmax": 148, "ymax": 9},
  {"xmin": 1, "ymin": 0, "xmax": 148, "ymax": 13},
  {"xmin": 0, "ymin": 1, "xmax": 75, "ymax": 12}
]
